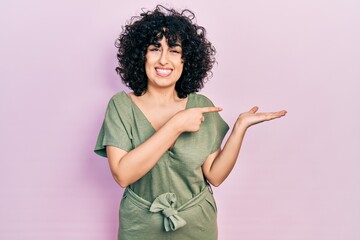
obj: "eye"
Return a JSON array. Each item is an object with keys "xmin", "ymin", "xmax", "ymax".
[
  {"xmin": 170, "ymin": 48, "xmax": 182, "ymax": 54},
  {"xmin": 149, "ymin": 47, "xmax": 160, "ymax": 52}
]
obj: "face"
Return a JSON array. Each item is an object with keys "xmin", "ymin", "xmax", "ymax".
[{"xmin": 145, "ymin": 37, "xmax": 184, "ymax": 90}]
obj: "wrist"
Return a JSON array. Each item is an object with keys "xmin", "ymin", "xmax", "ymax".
[
  {"xmin": 167, "ymin": 115, "xmax": 184, "ymax": 134},
  {"xmin": 233, "ymin": 120, "xmax": 248, "ymax": 133}
]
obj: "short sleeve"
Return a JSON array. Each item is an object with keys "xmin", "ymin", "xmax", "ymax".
[
  {"xmin": 194, "ymin": 94, "xmax": 229, "ymax": 154},
  {"xmin": 211, "ymin": 112, "xmax": 229, "ymax": 153},
  {"xmin": 94, "ymin": 94, "xmax": 133, "ymax": 157},
  {"xmin": 207, "ymin": 104, "xmax": 229, "ymax": 154}
]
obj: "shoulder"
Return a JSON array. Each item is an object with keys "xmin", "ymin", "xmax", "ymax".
[
  {"xmin": 190, "ymin": 93, "xmax": 215, "ymax": 107},
  {"xmin": 110, "ymin": 91, "xmax": 130, "ymax": 103},
  {"xmin": 108, "ymin": 91, "xmax": 132, "ymax": 108},
  {"xmin": 105, "ymin": 91, "xmax": 133, "ymax": 117}
]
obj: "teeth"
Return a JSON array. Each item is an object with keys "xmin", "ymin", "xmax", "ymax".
[{"xmin": 156, "ymin": 68, "xmax": 172, "ymax": 75}]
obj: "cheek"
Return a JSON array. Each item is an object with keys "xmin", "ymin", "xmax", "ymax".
[
  {"xmin": 145, "ymin": 56, "xmax": 156, "ymax": 71},
  {"xmin": 173, "ymin": 57, "xmax": 184, "ymax": 69},
  {"xmin": 145, "ymin": 55, "xmax": 154, "ymax": 65},
  {"xmin": 144, "ymin": 61, "xmax": 153, "ymax": 78},
  {"xmin": 178, "ymin": 62, "xmax": 184, "ymax": 74}
]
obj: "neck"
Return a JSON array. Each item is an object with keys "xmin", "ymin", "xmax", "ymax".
[{"xmin": 144, "ymin": 87, "xmax": 180, "ymax": 105}]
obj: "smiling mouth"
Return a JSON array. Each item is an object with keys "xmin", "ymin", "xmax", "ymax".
[{"xmin": 155, "ymin": 67, "xmax": 172, "ymax": 77}]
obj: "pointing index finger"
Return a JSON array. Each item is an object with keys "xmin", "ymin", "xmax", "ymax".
[{"xmin": 201, "ymin": 106, "xmax": 223, "ymax": 113}]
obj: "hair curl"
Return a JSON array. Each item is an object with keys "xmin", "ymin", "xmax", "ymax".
[{"xmin": 115, "ymin": 5, "xmax": 216, "ymax": 98}]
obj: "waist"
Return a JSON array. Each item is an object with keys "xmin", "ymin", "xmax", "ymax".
[{"xmin": 124, "ymin": 185, "xmax": 213, "ymax": 211}]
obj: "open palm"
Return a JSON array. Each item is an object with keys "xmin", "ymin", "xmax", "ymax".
[{"xmin": 238, "ymin": 106, "xmax": 287, "ymax": 128}]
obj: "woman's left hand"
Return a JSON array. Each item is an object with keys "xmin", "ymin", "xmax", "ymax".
[{"xmin": 236, "ymin": 106, "xmax": 287, "ymax": 129}]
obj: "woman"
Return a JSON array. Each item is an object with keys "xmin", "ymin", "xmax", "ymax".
[{"xmin": 95, "ymin": 5, "xmax": 286, "ymax": 240}]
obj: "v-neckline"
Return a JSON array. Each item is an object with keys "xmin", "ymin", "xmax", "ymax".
[{"xmin": 124, "ymin": 91, "xmax": 192, "ymax": 132}]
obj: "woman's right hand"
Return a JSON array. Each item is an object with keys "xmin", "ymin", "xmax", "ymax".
[{"xmin": 173, "ymin": 107, "xmax": 223, "ymax": 132}]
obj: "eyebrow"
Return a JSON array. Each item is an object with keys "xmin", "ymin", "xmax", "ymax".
[
  {"xmin": 170, "ymin": 43, "xmax": 182, "ymax": 47},
  {"xmin": 149, "ymin": 42, "xmax": 182, "ymax": 48}
]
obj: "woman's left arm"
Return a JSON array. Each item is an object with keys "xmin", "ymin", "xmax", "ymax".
[{"xmin": 202, "ymin": 106, "xmax": 287, "ymax": 187}]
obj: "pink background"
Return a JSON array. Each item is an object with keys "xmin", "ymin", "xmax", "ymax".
[{"xmin": 1, "ymin": 0, "xmax": 359, "ymax": 239}]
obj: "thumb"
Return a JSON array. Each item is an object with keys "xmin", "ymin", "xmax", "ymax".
[{"xmin": 249, "ymin": 106, "xmax": 259, "ymax": 113}]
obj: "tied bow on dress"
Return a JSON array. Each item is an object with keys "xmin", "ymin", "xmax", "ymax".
[{"xmin": 149, "ymin": 192, "xmax": 187, "ymax": 232}]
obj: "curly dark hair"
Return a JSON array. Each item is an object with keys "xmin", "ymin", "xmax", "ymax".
[{"xmin": 115, "ymin": 5, "xmax": 216, "ymax": 98}]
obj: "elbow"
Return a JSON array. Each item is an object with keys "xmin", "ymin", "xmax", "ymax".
[
  {"xmin": 118, "ymin": 181, "xmax": 129, "ymax": 188},
  {"xmin": 208, "ymin": 178, "xmax": 223, "ymax": 187},
  {"xmin": 112, "ymin": 173, "xmax": 129, "ymax": 188},
  {"xmin": 210, "ymin": 181, "xmax": 222, "ymax": 187},
  {"xmin": 204, "ymin": 172, "xmax": 224, "ymax": 187}
]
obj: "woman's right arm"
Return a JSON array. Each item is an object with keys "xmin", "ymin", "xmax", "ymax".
[{"xmin": 106, "ymin": 107, "xmax": 221, "ymax": 188}]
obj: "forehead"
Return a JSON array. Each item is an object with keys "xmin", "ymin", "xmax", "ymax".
[
  {"xmin": 150, "ymin": 38, "xmax": 182, "ymax": 48},
  {"xmin": 150, "ymin": 30, "xmax": 182, "ymax": 47}
]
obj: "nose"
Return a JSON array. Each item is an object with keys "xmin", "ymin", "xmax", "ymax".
[{"xmin": 159, "ymin": 51, "xmax": 168, "ymax": 65}]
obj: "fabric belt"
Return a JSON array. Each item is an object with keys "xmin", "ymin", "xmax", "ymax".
[{"xmin": 124, "ymin": 185, "xmax": 213, "ymax": 232}]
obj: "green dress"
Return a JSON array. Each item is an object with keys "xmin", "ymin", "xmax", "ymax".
[{"xmin": 95, "ymin": 91, "xmax": 229, "ymax": 240}]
